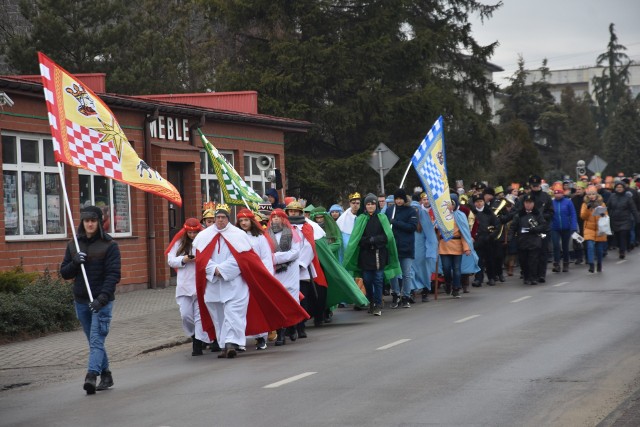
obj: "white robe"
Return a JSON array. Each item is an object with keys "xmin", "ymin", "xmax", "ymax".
[
  {"xmin": 192, "ymin": 223, "xmax": 250, "ymax": 347},
  {"xmin": 272, "ymin": 229, "xmax": 301, "ymax": 301},
  {"xmin": 167, "ymin": 242, "xmax": 209, "ymax": 342},
  {"xmin": 336, "ymin": 208, "xmax": 359, "ymax": 254},
  {"xmin": 292, "ymin": 223, "xmax": 316, "ymax": 281}
]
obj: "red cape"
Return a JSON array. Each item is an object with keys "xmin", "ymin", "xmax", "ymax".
[{"xmin": 196, "ymin": 233, "xmax": 309, "ymax": 341}]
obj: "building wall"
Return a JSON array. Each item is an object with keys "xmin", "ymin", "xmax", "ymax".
[{"xmin": 0, "ymin": 88, "xmax": 291, "ymax": 293}]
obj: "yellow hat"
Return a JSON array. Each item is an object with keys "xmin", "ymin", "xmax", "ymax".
[
  {"xmin": 348, "ymin": 192, "xmax": 361, "ymax": 201},
  {"xmin": 202, "ymin": 208, "xmax": 215, "ymax": 219},
  {"xmin": 494, "ymin": 185, "xmax": 504, "ymax": 194},
  {"xmin": 285, "ymin": 201, "xmax": 304, "ymax": 212},
  {"xmin": 215, "ymin": 203, "xmax": 231, "ymax": 217}
]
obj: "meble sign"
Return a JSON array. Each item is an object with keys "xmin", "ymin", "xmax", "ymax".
[{"xmin": 148, "ymin": 115, "xmax": 190, "ymax": 141}]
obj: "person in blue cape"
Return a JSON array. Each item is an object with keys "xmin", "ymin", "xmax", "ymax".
[
  {"xmin": 410, "ymin": 192, "xmax": 438, "ymax": 302},
  {"xmin": 343, "ymin": 193, "xmax": 402, "ymax": 315}
]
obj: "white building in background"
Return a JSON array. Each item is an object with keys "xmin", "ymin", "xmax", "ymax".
[{"xmin": 525, "ymin": 63, "xmax": 640, "ymax": 103}]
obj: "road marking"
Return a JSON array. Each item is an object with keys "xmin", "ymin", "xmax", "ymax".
[
  {"xmin": 511, "ymin": 296, "xmax": 532, "ymax": 303},
  {"xmin": 616, "ymin": 260, "xmax": 627, "ymax": 264},
  {"xmin": 263, "ymin": 372, "xmax": 317, "ymax": 388},
  {"xmin": 377, "ymin": 339, "xmax": 411, "ymax": 350},
  {"xmin": 454, "ymin": 315, "xmax": 480, "ymax": 323},
  {"xmin": 553, "ymin": 282, "xmax": 569, "ymax": 287}
]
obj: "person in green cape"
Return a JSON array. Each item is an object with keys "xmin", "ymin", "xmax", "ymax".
[
  {"xmin": 343, "ymin": 193, "xmax": 401, "ymax": 315},
  {"xmin": 311, "ymin": 206, "xmax": 342, "ymax": 260}
]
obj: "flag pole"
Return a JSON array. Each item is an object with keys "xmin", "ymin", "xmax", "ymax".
[
  {"xmin": 391, "ymin": 159, "xmax": 414, "ymax": 223},
  {"xmin": 58, "ymin": 162, "xmax": 94, "ymax": 302}
]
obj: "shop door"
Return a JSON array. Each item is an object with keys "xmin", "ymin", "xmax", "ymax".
[{"xmin": 167, "ymin": 163, "xmax": 185, "ymax": 278}]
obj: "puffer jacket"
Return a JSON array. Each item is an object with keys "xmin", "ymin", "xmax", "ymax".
[
  {"xmin": 580, "ymin": 194, "xmax": 607, "ymax": 242},
  {"xmin": 607, "ymin": 191, "xmax": 640, "ymax": 232}
]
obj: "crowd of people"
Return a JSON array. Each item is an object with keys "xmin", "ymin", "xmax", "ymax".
[{"xmin": 60, "ymin": 171, "xmax": 640, "ymax": 394}]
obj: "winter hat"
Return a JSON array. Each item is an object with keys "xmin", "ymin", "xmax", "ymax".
[
  {"xmin": 364, "ymin": 193, "xmax": 377, "ymax": 205},
  {"xmin": 393, "ymin": 188, "xmax": 407, "ymax": 200},
  {"xmin": 329, "ymin": 204, "xmax": 343, "ymax": 214}
]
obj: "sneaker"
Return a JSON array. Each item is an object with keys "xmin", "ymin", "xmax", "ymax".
[
  {"xmin": 537, "ymin": 277, "xmax": 546, "ymax": 283},
  {"xmin": 401, "ymin": 297, "xmax": 411, "ymax": 308},
  {"xmin": 367, "ymin": 302, "xmax": 374, "ymax": 314},
  {"xmin": 96, "ymin": 370, "xmax": 114, "ymax": 391},
  {"xmin": 487, "ymin": 279, "xmax": 496, "ymax": 286},
  {"xmin": 255, "ymin": 337, "xmax": 267, "ymax": 350},
  {"xmin": 498, "ymin": 274, "xmax": 505, "ymax": 282},
  {"xmin": 421, "ymin": 293, "xmax": 429, "ymax": 303},
  {"xmin": 372, "ymin": 305, "xmax": 382, "ymax": 316},
  {"xmin": 390, "ymin": 293, "xmax": 399, "ymax": 309},
  {"xmin": 471, "ymin": 281, "xmax": 482, "ymax": 287},
  {"xmin": 452, "ymin": 289, "xmax": 461, "ymax": 298}
]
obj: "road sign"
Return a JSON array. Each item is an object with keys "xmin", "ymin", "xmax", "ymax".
[
  {"xmin": 587, "ymin": 155, "xmax": 607, "ymax": 174},
  {"xmin": 369, "ymin": 143, "xmax": 399, "ymax": 194}
]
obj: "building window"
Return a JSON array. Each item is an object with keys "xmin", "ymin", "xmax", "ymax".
[
  {"xmin": 200, "ymin": 149, "xmax": 234, "ymax": 204},
  {"xmin": 244, "ymin": 153, "xmax": 275, "ymax": 197},
  {"xmin": 79, "ymin": 171, "xmax": 132, "ymax": 236},
  {"xmin": 2, "ymin": 134, "xmax": 66, "ymax": 239}
]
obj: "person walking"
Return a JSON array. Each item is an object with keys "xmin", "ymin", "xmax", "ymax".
[
  {"xmin": 166, "ymin": 218, "xmax": 210, "ymax": 356},
  {"xmin": 60, "ymin": 206, "xmax": 121, "ymax": 395},
  {"xmin": 386, "ymin": 188, "xmax": 418, "ymax": 308},
  {"xmin": 550, "ymin": 185, "xmax": 578, "ymax": 273},
  {"xmin": 581, "ymin": 186, "xmax": 608, "ymax": 272},
  {"xmin": 607, "ymin": 181, "xmax": 640, "ymax": 259},
  {"xmin": 508, "ymin": 195, "xmax": 548, "ymax": 285}
]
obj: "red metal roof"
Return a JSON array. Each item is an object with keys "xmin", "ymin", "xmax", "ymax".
[
  {"xmin": 3, "ymin": 73, "xmax": 106, "ymax": 93},
  {"xmin": 134, "ymin": 91, "xmax": 258, "ymax": 114}
]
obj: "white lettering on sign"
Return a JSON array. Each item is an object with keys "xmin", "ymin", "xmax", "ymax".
[{"xmin": 148, "ymin": 116, "xmax": 190, "ymax": 142}]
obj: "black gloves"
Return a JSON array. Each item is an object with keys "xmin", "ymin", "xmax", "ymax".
[
  {"xmin": 89, "ymin": 294, "xmax": 109, "ymax": 313},
  {"xmin": 72, "ymin": 251, "xmax": 87, "ymax": 265}
]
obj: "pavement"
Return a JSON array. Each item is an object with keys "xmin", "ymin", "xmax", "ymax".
[
  {"xmin": 0, "ymin": 286, "xmax": 187, "ymax": 392},
  {"xmin": 1, "ymin": 282, "xmax": 640, "ymax": 426}
]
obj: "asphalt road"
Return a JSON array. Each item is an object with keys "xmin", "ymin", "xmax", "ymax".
[{"xmin": 2, "ymin": 256, "xmax": 640, "ymax": 427}]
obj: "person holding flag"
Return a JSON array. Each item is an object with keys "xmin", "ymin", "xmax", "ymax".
[{"xmin": 60, "ymin": 206, "xmax": 121, "ymax": 395}]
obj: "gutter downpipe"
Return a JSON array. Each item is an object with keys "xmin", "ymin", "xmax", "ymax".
[{"xmin": 145, "ymin": 109, "xmax": 159, "ymax": 289}]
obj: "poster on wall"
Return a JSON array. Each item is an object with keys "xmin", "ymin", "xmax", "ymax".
[{"xmin": 46, "ymin": 194, "xmax": 62, "ymax": 233}]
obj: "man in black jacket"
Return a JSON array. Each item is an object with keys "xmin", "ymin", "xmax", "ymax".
[
  {"xmin": 470, "ymin": 194, "xmax": 499, "ymax": 286},
  {"xmin": 60, "ymin": 206, "xmax": 121, "ymax": 395},
  {"xmin": 386, "ymin": 188, "xmax": 418, "ymax": 308},
  {"xmin": 523, "ymin": 175, "xmax": 554, "ymax": 283},
  {"xmin": 508, "ymin": 194, "xmax": 548, "ymax": 285}
]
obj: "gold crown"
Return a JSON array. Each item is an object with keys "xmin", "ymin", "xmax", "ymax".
[
  {"xmin": 202, "ymin": 208, "xmax": 215, "ymax": 219},
  {"xmin": 203, "ymin": 201, "xmax": 216, "ymax": 211},
  {"xmin": 215, "ymin": 203, "xmax": 231, "ymax": 214},
  {"xmin": 348, "ymin": 192, "xmax": 361, "ymax": 200}
]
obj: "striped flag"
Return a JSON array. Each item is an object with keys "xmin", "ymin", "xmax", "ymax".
[
  {"xmin": 199, "ymin": 130, "xmax": 263, "ymax": 208},
  {"xmin": 38, "ymin": 52, "xmax": 182, "ymax": 206},
  {"xmin": 411, "ymin": 116, "xmax": 455, "ymax": 241}
]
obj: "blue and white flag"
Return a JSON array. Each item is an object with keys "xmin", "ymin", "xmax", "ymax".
[{"xmin": 411, "ymin": 116, "xmax": 455, "ymax": 241}]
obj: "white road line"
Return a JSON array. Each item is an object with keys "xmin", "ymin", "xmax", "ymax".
[
  {"xmin": 263, "ymin": 372, "xmax": 317, "ymax": 389},
  {"xmin": 511, "ymin": 296, "xmax": 532, "ymax": 303},
  {"xmin": 376, "ymin": 339, "xmax": 411, "ymax": 350},
  {"xmin": 454, "ymin": 315, "xmax": 480, "ymax": 323},
  {"xmin": 616, "ymin": 260, "xmax": 627, "ymax": 264},
  {"xmin": 553, "ymin": 282, "xmax": 569, "ymax": 287}
]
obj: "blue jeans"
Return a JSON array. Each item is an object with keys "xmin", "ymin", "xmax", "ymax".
[
  {"xmin": 390, "ymin": 257, "xmax": 414, "ymax": 297},
  {"xmin": 551, "ymin": 229, "xmax": 572, "ymax": 263},
  {"xmin": 585, "ymin": 240, "xmax": 604, "ymax": 265},
  {"xmin": 75, "ymin": 300, "xmax": 113, "ymax": 374},
  {"xmin": 361, "ymin": 269, "xmax": 384, "ymax": 306},
  {"xmin": 440, "ymin": 254, "xmax": 462, "ymax": 289}
]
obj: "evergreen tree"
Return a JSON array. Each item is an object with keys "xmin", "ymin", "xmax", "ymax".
[
  {"xmin": 592, "ymin": 23, "xmax": 632, "ymax": 136},
  {"xmin": 205, "ymin": 0, "xmax": 502, "ymax": 204},
  {"xmin": 603, "ymin": 95, "xmax": 640, "ymax": 175}
]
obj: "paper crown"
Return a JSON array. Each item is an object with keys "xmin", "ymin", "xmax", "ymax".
[
  {"xmin": 348, "ymin": 192, "xmax": 361, "ymax": 200},
  {"xmin": 215, "ymin": 203, "xmax": 231, "ymax": 215},
  {"xmin": 203, "ymin": 201, "xmax": 216, "ymax": 211}
]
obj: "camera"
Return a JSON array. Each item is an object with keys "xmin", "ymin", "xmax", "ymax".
[{"xmin": 0, "ymin": 92, "xmax": 14, "ymax": 108}]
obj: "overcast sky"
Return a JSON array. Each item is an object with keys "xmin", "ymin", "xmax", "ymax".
[{"xmin": 469, "ymin": 0, "xmax": 640, "ymax": 86}]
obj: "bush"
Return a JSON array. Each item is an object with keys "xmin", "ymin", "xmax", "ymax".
[
  {"xmin": 0, "ymin": 266, "xmax": 39, "ymax": 294},
  {"xmin": 0, "ymin": 269, "xmax": 79, "ymax": 342}
]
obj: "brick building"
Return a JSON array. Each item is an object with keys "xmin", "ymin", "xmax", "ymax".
[{"xmin": 0, "ymin": 74, "xmax": 310, "ymax": 291}]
